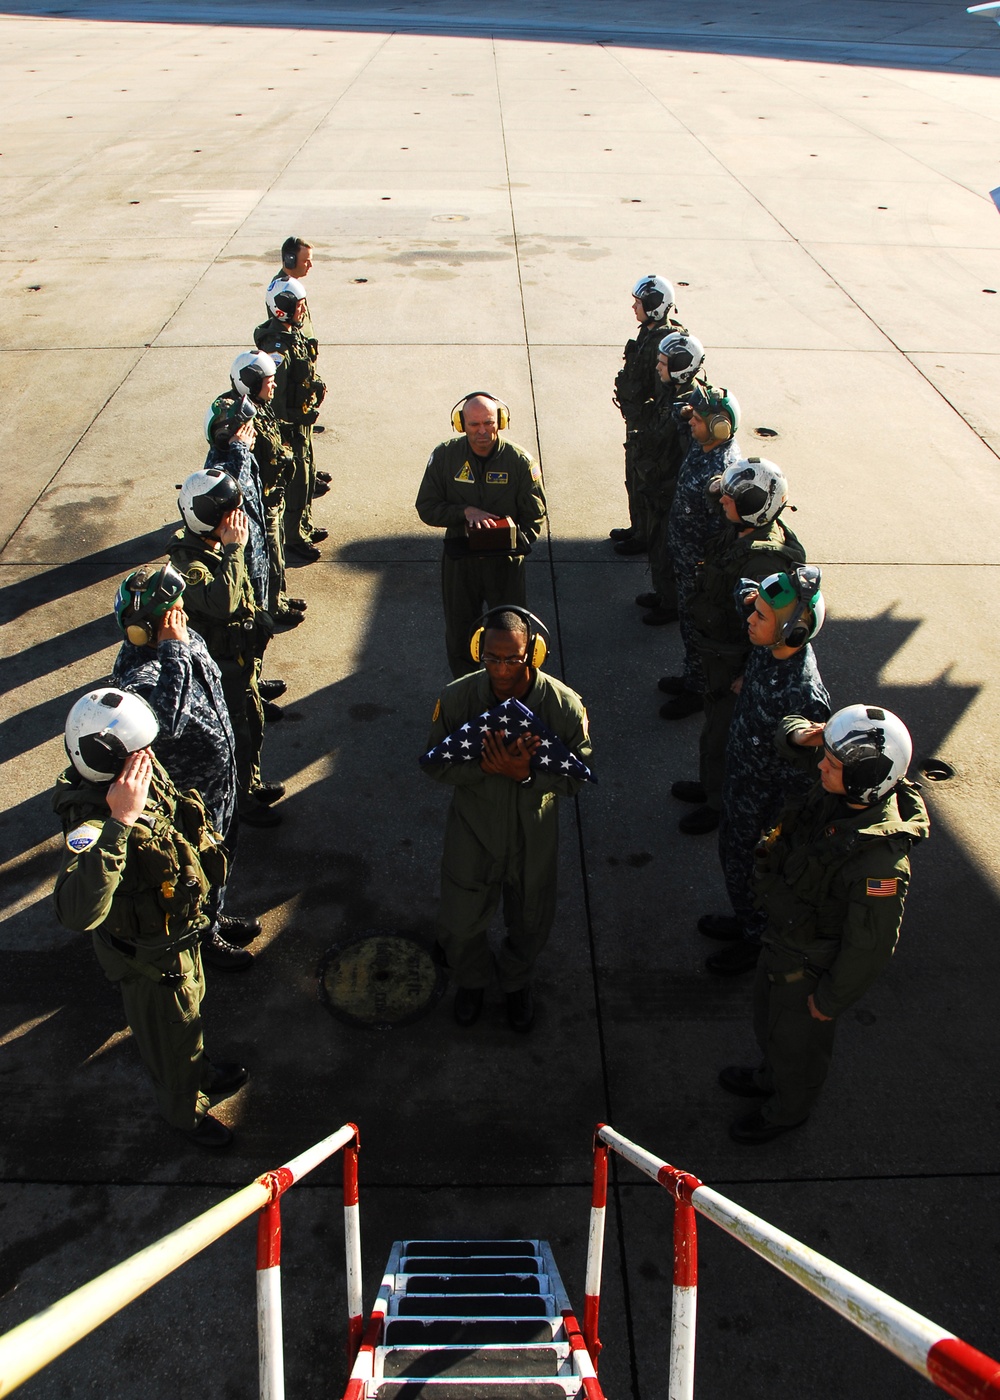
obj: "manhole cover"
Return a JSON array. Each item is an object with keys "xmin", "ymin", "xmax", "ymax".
[
  {"xmin": 432, "ymin": 213, "xmax": 469, "ymax": 223},
  {"xmin": 318, "ymin": 930, "xmax": 446, "ymax": 1029},
  {"xmin": 918, "ymin": 758, "xmax": 955, "ymax": 782}
]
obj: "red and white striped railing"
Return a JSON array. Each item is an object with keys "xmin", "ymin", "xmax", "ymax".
[
  {"xmin": 585, "ymin": 1124, "xmax": 1000, "ymax": 1400},
  {"xmin": 0, "ymin": 1122, "xmax": 362, "ymax": 1400}
]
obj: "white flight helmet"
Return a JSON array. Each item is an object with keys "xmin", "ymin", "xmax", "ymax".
[
  {"xmin": 658, "ymin": 331, "xmax": 705, "ymax": 385},
  {"xmin": 266, "ymin": 276, "xmax": 306, "ymax": 323},
  {"xmin": 231, "ymin": 350, "xmax": 277, "ymax": 400},
  {"xmin": 720, "ymin": 457, "xmax": 789, "ymax": 528},
  {"xmin": 65, "ymin": 688, "xmax": 159, "ymax": 783},
  {"xmin": 178, "ymin": 467, "xmax": 242, "ymax": 536},
  {"xmin": 632, "ymin": 274, "xmax": 674, "ymax": 324},
  {"xmin": 824, "ymin": 705, "xmax": 913, "ymax": 804}
]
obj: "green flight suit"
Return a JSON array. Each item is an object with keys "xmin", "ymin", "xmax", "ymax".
[
  {"xmin": 749, "ymin": 718, "xmax": 929, "ymax": 1125},
  {"xmin": 254, "ymin": 316, "xmax": 325, "ymax": 551},
  {"xmin": 423, "ymin": 669, "xmax": 591, "ymax": 991},
  {"xmin": 250, "ymin": 396, "xmax": 296, "ymax": 617},
  {"xmin": 614, "ymin": 315, "xmax": 684, "ymax": 543},
  {"xmin": 52, "ymin": 759, "xmax": 227, "ymax": 1131},
  {"xmin": 168, "ymin": 528, "xmax": 270, "ymax": 803},
  {"xmin": 415, "ymin": 435, "xmax": 547, "ymax": 678},
  {"xmin": 688, "ymin": 517, "xmax": 805, "ymax": 809}
]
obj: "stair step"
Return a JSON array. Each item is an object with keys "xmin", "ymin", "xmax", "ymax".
[
  {"xmin": 400, "ymin": 1258, "xmax": 543, "ymax": 1276},
  {"xmin": 382, "ymin": 1346, "xmax": 564, "ymax": 1379},
  {"xmin": 401, "ymin": 1276, "xmax": 545, "ymax": 1295},
  {"xmin": 402, "ymin": 1241, "xmax": 538, "ymax": 1258},
  {"xmin": 375, "ymin": 1384, "xmax": 574, "ymax": 1400},
  {"xmin": 384, "ymin": 1321, "xmax": 563, "ymax": 1347},
  {"xmin": 396, "ymin": 1296, "xmax": 553, "ymax": 1318}
]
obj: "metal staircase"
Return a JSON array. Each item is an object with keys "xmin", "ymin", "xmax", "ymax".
[{"xmin": 344, "ymin": 1239, "xmax": 603, "ymax": 1400}]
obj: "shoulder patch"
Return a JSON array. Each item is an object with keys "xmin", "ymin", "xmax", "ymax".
[
  {"xmin": 432, "ymin": 699, "xmax": 441, "ymax": 723},
  {"xmin": 530, "ymin": 463, "xmax": 542, "ymax": 482},
  {"xmin": 184, "ymin": 565, "xmax": 212, "ymax": 586},
  {"xmin": 866, "ymin": 877, "xmax": 899, "ymax": 898},
  {"xmin": 66, "ymin": 821, "xmax": 102, "ymax": 854},
  {"xmin": 454, "ymin": 463, "xmax": 475, "ymax": 484},
  {"xmin": 581, "ymin": 709, "xmax": 590, "ymax": 739}
]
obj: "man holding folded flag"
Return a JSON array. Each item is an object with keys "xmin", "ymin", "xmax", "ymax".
[{"xmin": 420, "ymin": 606, "xmax": 592, "ymax": 1032}]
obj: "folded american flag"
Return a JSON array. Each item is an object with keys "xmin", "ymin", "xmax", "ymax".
[{"xmin": 419, "ymin": 696, "xmax": 595, "ymax": 783}]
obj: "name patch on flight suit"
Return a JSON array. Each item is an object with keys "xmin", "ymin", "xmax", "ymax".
[
  {"xmin": 485, "ymin": 471, "xmax": 509, "ymax": 485},
  {"xmin": 454, "ymin": 463, "xmax": 475, "ymax": 484},
  {"xmin": 66, "ymin": 822, "xmax": 102, "ymax": 853}
]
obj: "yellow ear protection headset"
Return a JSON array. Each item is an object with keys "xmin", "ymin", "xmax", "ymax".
[
  {"xmin": 691, "ymin": 384, "xmax": 739, "ymax": 442},
  {"xmin": 757, "ymin": 564, "xmax": 824, "ymax": 649},
  {"xmin": 451, "ymin": 392, "xmax": 511, "ymax": 434},
  {"xmin": 114, "ymin": 564, "xmax": 186, "ymax": 647},
  {"xmin": 469, "ymin": 605, "xmax": 549, "ymax": 669}
]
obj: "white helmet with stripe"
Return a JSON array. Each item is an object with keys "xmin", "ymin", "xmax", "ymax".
[
  {"xmin": 824, "ymin": 704, "xmax": 912, "ymax": 803},
  {"xmin": 65, "ymin": 688, "xmax": 159, "ymax": 783},
  {"xmin": 632, "ymin": 274, "xmax": 674, "ymax": 323}
]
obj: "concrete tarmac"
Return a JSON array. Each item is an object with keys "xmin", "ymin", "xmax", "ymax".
[{"xmin": 1, "ymin": 1, "xmax": 1000, "ymax": 1395}]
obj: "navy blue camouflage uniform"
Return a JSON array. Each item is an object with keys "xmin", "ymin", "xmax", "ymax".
[
  {"xmin": 204, "ymin": 435, "xmax": 270, "ymax": 613},
  {"xmin": 719, "ymin": 642, "xmax": 831, "ymax": 938},
  {"xmin": 641, "ymin": 385, "xmax": 691, "ymax": 610},
  {"xmin": 113, "ymin": 630, "xmax": 239, "ymax": 933},
  {"xmin": 667, "ymin": 436, "xmax": 741, "ymax": 692},
  {"xmin": 113, "ymin": 632, "xmax": 237, "ymax": 836}
]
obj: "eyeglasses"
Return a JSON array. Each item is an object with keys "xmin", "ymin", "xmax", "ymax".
[{"xmin": 482, "ymin": 653, "xmax": 529, "ymax": 669}]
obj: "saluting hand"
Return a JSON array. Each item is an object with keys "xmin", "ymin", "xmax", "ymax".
[
  {"xmin": 217, "ymin": 508, "xmax": 249, "ymax": 548},
  {"xmin": 158, "ymin": 605, "xmax": 189, "ymax": 645},
  {"xmin": 793, "ymin": 722, "xmax": 827, "ymax": 748},
  {"xmin": 232, "ymin": 420, "xmax": 257, "ymax": 449},
  {"xmin": 480, "ymin": 730, "xmax": 539, "ymax": 781},
  {"xmin": 107, "ymin": 750, "xmax": 153, "ymax": 827}
]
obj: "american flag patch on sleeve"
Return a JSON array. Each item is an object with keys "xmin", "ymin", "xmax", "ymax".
[{"xmin": 866, "ymin": 878, "xmax": 899, "ymax": 897}]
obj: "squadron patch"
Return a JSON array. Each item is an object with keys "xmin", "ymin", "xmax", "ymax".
[
  {"xmin": 454, "ymin": 463, "xmax": 475, "ymax": 484},
  {"xmin": 485, "ymin": 471, "xmax": 509, "ymax": 485},
  {"xmin": 866, "ymin": 878, "xmax": 899, "ymax": 897},
  {"xmin": 66, "ymin": 822, "xmax": 102, "ymax": 854},
  {"xmin": 185, "ymin": 565, "xmax": 212, "ymax": 586}
]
